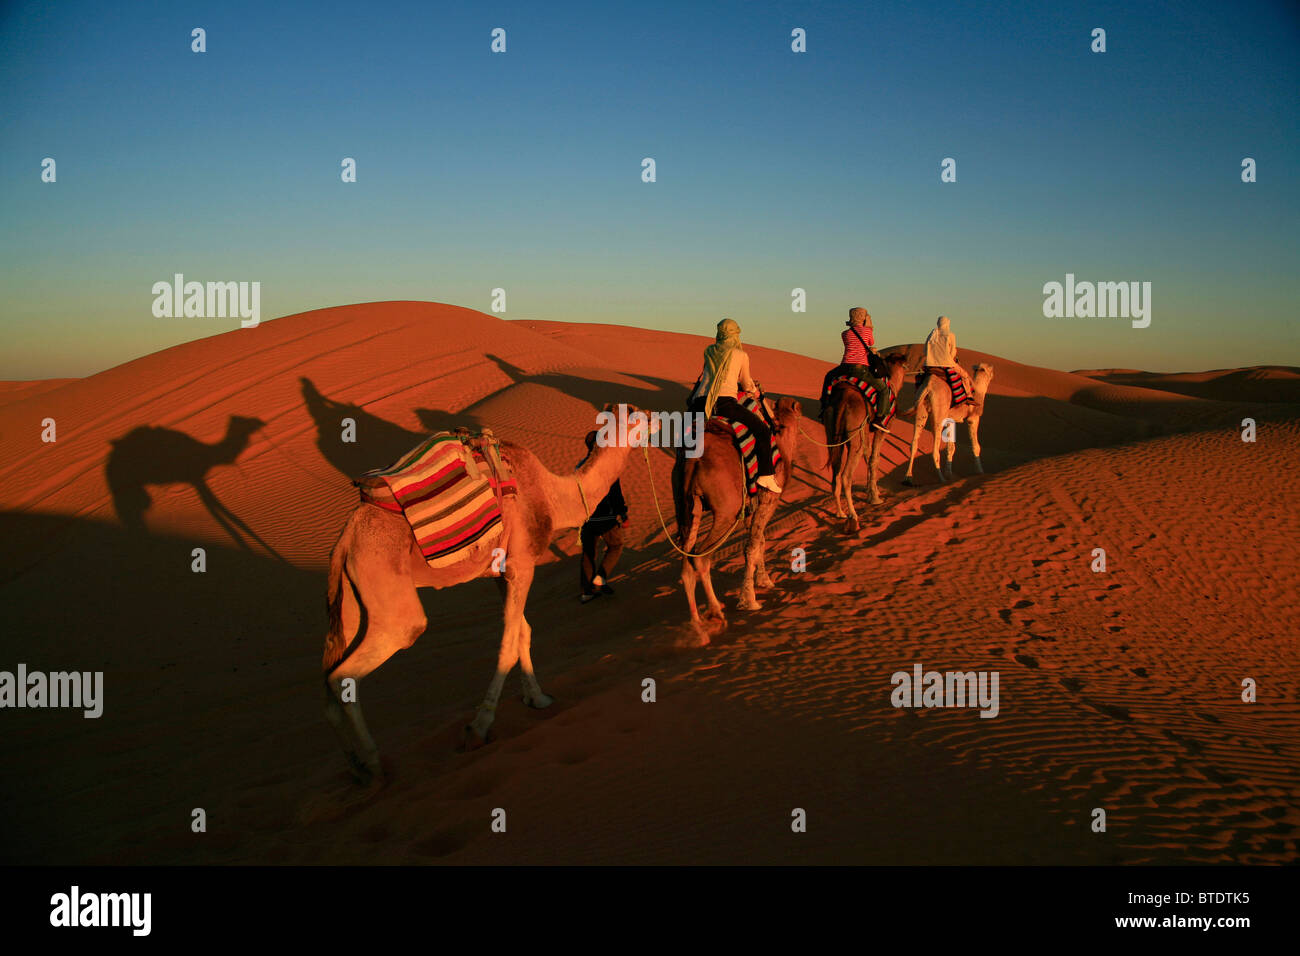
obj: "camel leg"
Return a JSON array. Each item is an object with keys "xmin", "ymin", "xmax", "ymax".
[
  {"xmin": 324, "ymin": 555, "xmax": 427, "ymax": 783},
  {"xmin": 841, "ymin": 434, "xmax": 862, "ymax": 532},
  {"xmin": 866, "ymin": 428, "xmax": 884, "ymax": 506},
  {"xmin": 516, "ymin": 615, "xmax": 553, "ymax": 709},
  {"xmin": 754, "ymin": 519, "xmax": 775, "ymax": 590},
  {"xmin": 698, "ymin": 549, "xmax": 727, "ymax": 622},
  {"xmin": 969, "ymin": 416, "xmax": 984, "ymax": 473},
  {"xmin": 830, "ymin": 444, "xmax": 846, "ymax": 519},
  {"xmin": 904, "ymin": 402, "xmax": 926, "ymax": 485},
  {"xmin": 933, "ymin": 417, "xmax": 947, "ymax": 482},
  {"xmin": 945, "ymin": 437, "xmax": 958, "ymax": 480},
  {"xmin": 739, "ymin": 499, "xmax": 777, "ymax": 610},
  {"xmin": 680, "ymin": 500, "xmax": 704, "ymax": 623},
  {"xmin": 468, "ymin": 560, "xmax": 532, "ymax": 743},
  {"xmin": 696, "ymin": 499, "xmax": 742, "ymax": 621}
]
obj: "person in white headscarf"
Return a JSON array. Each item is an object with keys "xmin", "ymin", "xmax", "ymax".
[
  {"xmin": 921, "ymin": 315, "xmax": 974, "ymax": 401},
  {"xmin": 687, "ymin": 318, "xmax": 782, "ymax": 493}
]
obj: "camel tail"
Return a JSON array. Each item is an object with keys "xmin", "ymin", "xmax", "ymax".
[
  {"xmin": 321, "ymin": 519, "xmax": 367, "ymax": 677},
  {"xmin": 827, "ymin": 402, "xmax": 851, "ymax": 474}
]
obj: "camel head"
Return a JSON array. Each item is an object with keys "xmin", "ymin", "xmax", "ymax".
[
  {"xmin": 971, "ymin": 363, "xmax": 994, "ymax": 394},
  {"xmin": 226, "ymin": 415, "xmax": 267, "ymax": 440},
  {"xmin": 587, "ymin": 403, "xmax": 657, "ymax": 464},
  {"xmin": 884, "ymin": 352, "xmax": 908, "ymax": 393},
  {"xmin": 763, "ymin": 396, "xmax": 801, "ymax": 468},
  {"xmin": 767, "ymin": 395, "xmax": 802, "ymax": 434}
]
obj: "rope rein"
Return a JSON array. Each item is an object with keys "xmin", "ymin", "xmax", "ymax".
[
  {"xmin": 640, "ymin": 444, "xmax": 747, "ymax": 560},
  {"xmin": 575, "ymin": 472, "xmax": 591, "ymax": 520}
]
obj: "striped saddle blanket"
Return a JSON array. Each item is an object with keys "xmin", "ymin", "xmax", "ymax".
[
  {"xmin": 355, "ymin": 429, "xmax": 518, "ymax": 568},
  {"xmin": 922, "ymin": 366, "xmax": 971, "ymax": 405},
  {"xmin": 828, "ymin": 375, "xmax": 898, "ymax": 428},
  {"xmin": 705, "ymin": 395, "xmax": 782, "ymax": 498}
]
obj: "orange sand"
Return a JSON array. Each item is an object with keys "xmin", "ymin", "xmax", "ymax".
[{"xmin": 0, "ymin": 302, "xmax": 1295, "ymax": 864}]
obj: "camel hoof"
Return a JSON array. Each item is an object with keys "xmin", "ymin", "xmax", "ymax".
[
  {"xmin": 737, "ymin": 596, "xmax": 762, "ymax": 611},
  {"xmin": 347, "ymin": 751, "xmax": 384, "ymax": 787},
  {"xmin": 756, "ymin": 575, "xmax": 775, "ymax": 589},
  {"xmin": 901, "ymin": 476, "xmax": 916, "ymax": 487},
  {"xmin": 523, "ymin": 692, "xmax": 554, "ymax": 710},
  {"xmin": 463, "ymin": 713, "xmax": 494, "ymax": 750}
]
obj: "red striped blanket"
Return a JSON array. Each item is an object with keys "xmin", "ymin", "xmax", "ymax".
[
  {"xmin": 714, "ymin": 396, "xmax": 782, "ymax": 497},
  {"xmin": 355, "ymin": 431, "xmax": 518, "ymax": 568},
  {"xmin": 921, "ymin": 366, "xmax": 972, "ymax": 405},
  {"xmin": 827, "ymin": 375, "xmax": 898, "ymax": 428}
]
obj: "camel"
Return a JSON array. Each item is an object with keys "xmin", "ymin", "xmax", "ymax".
[
  {"xmin": 902, "ymin": 363, "xmax": 995, "ymax": 484},
  {"xmin": 672, "ymin": 396, "xmax": 801, "ymax": 632},
  {"xmin": 321, "ymin": 409, "xmax": 645, "ymax": 784},
  {"xmin": 825, "ymin": 354, "xmax": 908, "ymax": 533}
]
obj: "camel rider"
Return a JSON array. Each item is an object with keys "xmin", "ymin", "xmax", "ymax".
[
  {"xmin": 688, "ymin": 318, "xmax": 782, "ymax": 494},
  {"xmin": 819, "ymin": 306, "xmax": 886, "ymax": 419},
  {"xmin": 920, "ymin": 315, "xmax": 974, "ymax": 401}
]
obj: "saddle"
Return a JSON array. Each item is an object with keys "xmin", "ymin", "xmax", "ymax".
[
  {"xmin": 918, "ymin": 367, "xmax": 973, "ymax": 406},
  {"xmin": 356, "ymin": 428, "xmax": 518, "ymax": 568},
  {"xmin": 698, "ymin": 394, "xmax": 782, "ymax": 498},
  {"xmin": 828, "ymin": 375, "xmax": 898, "ymax": 429}
]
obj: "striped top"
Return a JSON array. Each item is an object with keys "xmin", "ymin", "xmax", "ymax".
[{"xmin": 841, "ymin": 325, "xmax": 875, "ymax": 364}]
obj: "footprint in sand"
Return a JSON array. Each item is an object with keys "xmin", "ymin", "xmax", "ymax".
[
  {"xmin": 412, "ymin": 824, "xmax": 476, "ymax": 859},
  {"xmin": 1086, "ymin": 701, "xmax": 1133, "ymax": 721},
  {"xmin": 445, "ymin": 768, "xmax": 511, "ymax": 800},
  {"xmin": 556, "ymin": 746, "xmax": 599, "ymax": 766}
]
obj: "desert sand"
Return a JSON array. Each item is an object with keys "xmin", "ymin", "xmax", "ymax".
[{"xmin": 0, "ymin": 301, "xmax": 1296, "ymax": 864}]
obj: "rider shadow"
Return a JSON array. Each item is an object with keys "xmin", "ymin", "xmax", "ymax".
[
  {"xmin": 105, "ymin": 415, "xmax": 287, "ymax": 561},
  {"xmin": 300, "ymin": 377, "xmax": 481, "ymax": 480},
  {"xmin": 484, "ymin": 353, "xmax": 690, "ymax": 416}
]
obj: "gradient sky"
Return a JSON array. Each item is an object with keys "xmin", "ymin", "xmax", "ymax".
[{"xmin": 2, "ymin": 0, "xmax": 1297, "ymax": 379}]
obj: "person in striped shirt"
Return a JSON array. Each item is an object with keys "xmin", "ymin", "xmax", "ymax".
[{"xmin": 818, "ymin": 306, "xmax": 884, "ymax": 421}]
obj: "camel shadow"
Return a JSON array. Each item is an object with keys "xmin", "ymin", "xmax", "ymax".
[
  {"xmin": 105, "ymin": 415, "xmax": 286, "ymax": 561},
  {"xmin": 484, "ymin": 353, "xmax": 690, "ymax": 415},
  {"xmin": 300, "ymin": 377, "xmax": 479, "ymax": 480}
]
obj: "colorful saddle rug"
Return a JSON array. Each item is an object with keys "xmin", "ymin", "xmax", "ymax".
[
  {"xmin": 827, "ymin": 375, "xmax": 898, "ymax": 428},
  {"xmin": 702, "ymin": 395, "xmax": 783, "ymax": 498},
  {"xmin": 921, "ymin": 366, "xmax": 972, "ymax": 406},
  {"xmin": 355, "ymin": 429, "xmax": 518, "ymax": 568}
]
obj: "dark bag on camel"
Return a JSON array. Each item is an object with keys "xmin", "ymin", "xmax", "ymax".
[{"xmin": 850, "ymin": 325, "xmax": 888, "ymax": 380}]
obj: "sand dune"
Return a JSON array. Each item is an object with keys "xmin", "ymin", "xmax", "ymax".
[
  {"xmin": 1075, "ymin": 366, "xmax": 1300, "ymax": 405},
  {"xmin": 1, "ymin": 301, "xmax": 1296, "ymax": 864}
]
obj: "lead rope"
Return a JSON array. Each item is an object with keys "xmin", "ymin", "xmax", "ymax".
[
  {"xmin": 575, "ymin": 471, "xmax": 591, "ymax": 520},
  {"xmin": 641, "ymin": 443, "xmax": 747, "ymax": 559}
]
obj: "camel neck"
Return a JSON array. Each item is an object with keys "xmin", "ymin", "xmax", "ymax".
[{"xmin": 554, "ymin": 444, "xmax": 628, "ymax": 528}]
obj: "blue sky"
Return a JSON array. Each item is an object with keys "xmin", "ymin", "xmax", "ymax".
[{"xmin": 1, "ymin": 0, "xmax": 1297, "ymax": 377}]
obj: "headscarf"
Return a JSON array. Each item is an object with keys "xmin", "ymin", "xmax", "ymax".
[
  {"xmin": 701, "ymin": 318, "xmax": 742, "ymax": 417},
  {"xmin": 924, "ymin": 315, "xmax": 957, "ymax": 367}
]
